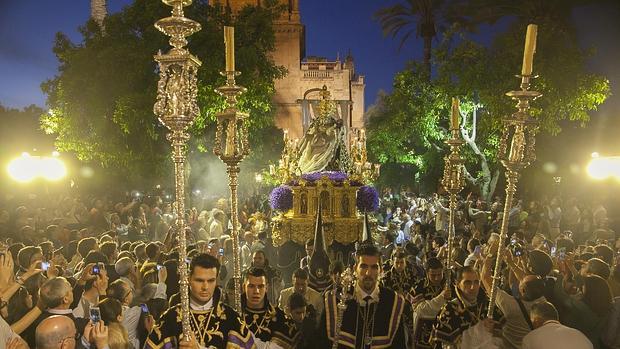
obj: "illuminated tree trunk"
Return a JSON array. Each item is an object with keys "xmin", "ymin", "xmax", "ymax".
[{"xmin": 460, "ymin": 104, "xmax": 500, "ymax": 202}]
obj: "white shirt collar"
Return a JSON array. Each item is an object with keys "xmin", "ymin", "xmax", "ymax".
[
  {"xmin": 354, "ymin": 283, "xmax": 379, "ymax": 305},
  {"xmin": 48, "ymin": 308, "xmax": 73, "ymax": 315},
  {"xmin": 190, "ymin": 297, "xmax": 213, "ymax": 311}
]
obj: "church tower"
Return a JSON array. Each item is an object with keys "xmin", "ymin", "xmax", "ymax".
[
  {"xmin": 91, "ymin": 0, "xmax": 107, "ymax": 29},
  {"xmin": 218, "ymin": 0, "xmax": 365, "ymax": 139}
]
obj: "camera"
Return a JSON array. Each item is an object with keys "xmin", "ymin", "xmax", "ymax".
[
  {"xmin": 140, "ymin": 304, "xmax": 149, "ymax": 313},
  {"xmin": 90, "ymin": 307, "xmax": 101, "ymax": 323},
  {"xmin": 219, "ymin": 248, "xmax": 224, "ymax": 256},
  {"xmin": 92, "ymin": 264, "xmax": 100, "ymax": 275},
  {"xmin": 156, "ymin": 265, "xmax": 163, "ymax": 271},
  {"xmin": 41, "ymin": 261, "xmax": 51, "ymax": 271},
  {"xmin": 509, "ymin": 238, "xmax": 525, "ymax": 257}
]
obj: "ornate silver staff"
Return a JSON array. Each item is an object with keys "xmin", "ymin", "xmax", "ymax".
[
  {"xmin": 213, "ymin": 26, "xmax": 249, "ymax": 313},
  {"xmin": 332, "ymin": 268, "xmax": 355, "ymax": 349},
  {"xmin": 487, "ymin": 24, "xmax": 541, "ymax": 317},
  {"xmin": 153, "ymin": 0, "xmax": 202, "ymax": 338},
  {"xmin": 441, "ymin": 98, "xmax": 465, "ymax": 284}
]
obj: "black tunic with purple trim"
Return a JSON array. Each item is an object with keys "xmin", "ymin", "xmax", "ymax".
[
  {"xmin": 240, "ymin": 295, "xmax": 298, "ymax": 348},
  {"xmin": 144, "ymin": 289, "xmax": 256, "ymax": 349},
  {"xmin": 319, "ymin": 286, "xmax": 406, "ymax": 349}
]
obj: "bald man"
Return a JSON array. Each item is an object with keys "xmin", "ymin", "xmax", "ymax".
[
  {"xmin": 35, "ymin": 315, "xmax": 76, "ymax": 349},
  {"xmin": 523, "ymin": 301, "xmax": 593, "ymax": 349}
]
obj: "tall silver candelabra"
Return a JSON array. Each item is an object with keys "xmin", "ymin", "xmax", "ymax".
[{"xmin": 153, "ymin": 0, "xmax": 201, "ymax": 338}]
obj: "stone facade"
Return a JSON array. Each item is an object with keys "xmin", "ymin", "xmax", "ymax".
[{"xmin": 223, "ymin": 0, "xmax": 365, "ymax": 139}]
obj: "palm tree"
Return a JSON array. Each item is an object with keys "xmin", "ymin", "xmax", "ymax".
[
  {"xmin": 91, "ymin": 0, "xmax": 107, "ymax": 30},
  {"xmin": 374, "ymin": 0, "xmax": 446, "ymax": 77}
]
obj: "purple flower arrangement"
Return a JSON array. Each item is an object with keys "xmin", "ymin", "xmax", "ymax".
[
  {"xmin": 269, "ymin": 185, "xmax": 293, "ymax": 211},
  {"xmin": 301, "ymin": 171, "xmax": 349, "ymax": 182},
  {"xmin": 356, "ymin": 185, "xmax": 379, "ymax": 212}
]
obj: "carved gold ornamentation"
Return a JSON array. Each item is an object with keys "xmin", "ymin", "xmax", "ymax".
[{"xmin": 271, "ymin": 176, "xmax": 362, "ymax": 246}]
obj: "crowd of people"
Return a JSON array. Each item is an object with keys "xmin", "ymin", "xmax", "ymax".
[{"xmin": 0, "ymin": 186, "xmax": 618, "ymax": 349}]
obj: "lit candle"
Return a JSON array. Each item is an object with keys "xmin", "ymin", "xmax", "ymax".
[
  {"xmin": 451, "ymin": 97, "xmax": 460, "ymax": 130},
  {"xmin": 269, "ymin": 164, "xmax": 275, "ymax": 175},
  {"xmin": 360, "ymin": 129, "xmax": 366, "ymax": 141},
  {"xmin": 521, "ymin": 24, "xmax": 538, "ymax": 76},
  {"xmin": 283, "ymin": 129, "xmax": 289, "ymax": 142},
  {"xmin": 224, "ymin": 26, "xmax": 235, "ymax": 72}
]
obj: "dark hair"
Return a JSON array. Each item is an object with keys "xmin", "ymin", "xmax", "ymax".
[
  {"xmin": 190, "ymin": 253, "xmax": 220, "ymax": 277},
  {"xmin": 356, "ymin": 244, "xmax": 381, "ymax": 259},
  {"xmin": 17, "ymin": 246, "xmax": 42, "ymax": 270},
  {"xmin": 583, "ymin": 275, "xmax": 613, "ymax": 317},
  {"xmin": 84, "ymin": 251, "xmax": 109, "ymax": 265},
  {"xmin": 288, "ymin": 292, "xmax": 307, "ymax": 310},
  {"xmin": 78, "ymin": 237, "xmax": 98, "ymax": 258},
  {"xmin": 555, "ymin": 238, "xmax": 575, "ymax": 253},
  {"xmin": 404, "ymin": 242, "xmax": 420, "ymax": 256},
  {"xmin": 528, "ymin": 250, "xmax": 553, "ymax": 277},
  {"xmin": 530, "ymin": 301, "xmax": 558, "ymax": 322},
  {"xmin": 391, "ymin": 248, "xmax": 407, "ymax": 260},
  {"xmin": 521, "ymin": 276, "xmax": 545, "ymax": 301},
  {"xmin": 426, "ymin": 257, "xmax": 443, "ymax": 270},
  {"xmin": 60, "ymin": 240, "xmax": 77, "ymax": 262},
  {"xmin": 99, "ymin": 298, "xmax": 123, "ymax": 325},
  {"xmin": 107, "ymin": 279, "xmax": 130, "ymax": 302},
  {"xmin": 433, "ymin": 236, "xmax": 446, "ymax": 246},
  {"xmin": 38, "ymin": 241, "xmax": 54, "ymax": 258},
  {"xmin": 100, "ymin": 242, "xmax": 117, "ymax": 261},
  {"xmin": 120, "ymin": 241, "xmax": 132, "ymax": 252},
  {"xmin": 467, "ymin": 238, "xmax": 480, "ymax": 252},
  {"xmin": 245, "ymin": 267, "xmax": 267, "ymax": 282},
  {"xmin": 594, "ymin": 245, "xmax": 614, "ymax": 265},
  {"xmin": 145, "ymin": 243, "xmax": 160, "ymax": 260},
  {"xmin": 456, "ymin": 266, "xmax": 478, "ymax": 282},
  {"xmin": 586, "ymin": 258, "xmax": 611, "ymax": 280},
  {"xmin": 329, "ymin": 260, "xmax": 345, "ymax": 275},
  {"xmin": 293, "ymin": 268, "xmax": 309, "ymax": 280}
]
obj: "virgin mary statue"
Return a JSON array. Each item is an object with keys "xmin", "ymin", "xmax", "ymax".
[{"xmin": 297, "ymin": 87, "xmax": 347, "ymax": 173}]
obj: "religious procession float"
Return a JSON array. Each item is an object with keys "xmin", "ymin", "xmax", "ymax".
[{"xmin": 267, "ymin": 86, "xmax": 380, "ymax": 263}]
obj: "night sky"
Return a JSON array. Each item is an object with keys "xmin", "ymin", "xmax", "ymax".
[{"xmin": 0, "ymin": 0, "xmax": 619, "ymax": 155}]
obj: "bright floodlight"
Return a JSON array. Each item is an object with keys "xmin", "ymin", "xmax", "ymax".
[
  {"xmin": 7, "ymin": 154, "xmax": 39, "ymax": 182},
  {"xmin": 587, "ymin": 156, "xmax": 620, "ymax": 180},
  {"xmin": 7, "ymin": 153, "xmax": 67, "ymax": 182},
  {"xmin": 40, "ymin": 157, "xmax": 67, "ymax": 181}
]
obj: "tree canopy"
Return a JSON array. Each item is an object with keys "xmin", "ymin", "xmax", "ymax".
[
  {"xmin": 367, "ymin": 11, "xmax": 610, "ymax": 197},
  {"xmin": 41, "ymin": 0, "xmax": 285, "ymax": 186}
]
